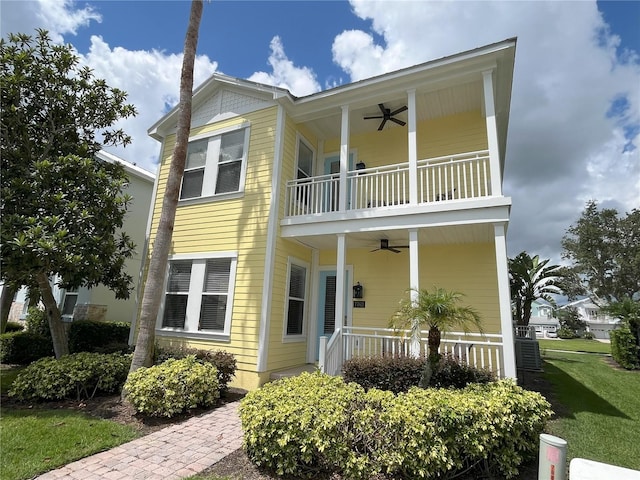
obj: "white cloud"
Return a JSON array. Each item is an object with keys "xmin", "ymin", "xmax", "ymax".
[
  {"xmin": 248, "ymin": 36, "xmax": 321, "ymax": 97},
  {"xmin": 78, "ymin": 36, "xmax": 218, "ymax": 172},
  {"xmin": 334, "ymin": 0, "xmax": 640, "ymax": 262}
]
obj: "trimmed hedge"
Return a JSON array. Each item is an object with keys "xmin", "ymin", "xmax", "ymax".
[
  {"xmin": 124, "ymin": 356, "xmax": 220, "ymax": 417},
  {"xmin": 343, "ymin": 354, "xmax": 495, "ymax": 393},
  {"xmin": 4, "ymin": 321, "xmax": 24, "ymax": 332},
  {"xmin": 155, "ymin": 345, "xmax": 236, "ymax": 394},
  {"xmin": 69, "ymin": 320, "xmax": 131, "ymax": 354},
  {"xmin": 8, "ymin": 352, "xmax": 131, "ymax": 401},
  {"xmin": 610, "ymin": 324, "xmax": 640, "ymax": 369},
  {"xmin": 240, "ymin": 372, "xmax": 552, "ymax": 479},
  {"xmin": 0, "ymin": 331, "xmax": 54, "ymax": 365}
]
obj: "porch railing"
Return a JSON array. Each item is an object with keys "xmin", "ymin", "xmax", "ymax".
[
  {"xmin": 514, "ymin": 325, "xmax": 537, "ymax": 340},
  {"xmin": 319, "ymin": 326, "xmax": 504, "ymax": 377},
  {"xmin": 285, "ymin": 150, "xmax": 492, "ymax": 217},
  {"xmin": 319, "ymin": 328, "xmax": 343, "ymax": 376}
]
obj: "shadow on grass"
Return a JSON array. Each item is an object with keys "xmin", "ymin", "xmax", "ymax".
[{"xmin": 543, "ymin": 359, "xmax": 630, "ymax": 420}]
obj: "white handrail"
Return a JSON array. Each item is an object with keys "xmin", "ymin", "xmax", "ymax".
[{"xmin": 319, "ymin": 328, "xmax": 343, "ymax": 376}]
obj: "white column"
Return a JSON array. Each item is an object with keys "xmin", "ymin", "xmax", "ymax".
[
  {"xmin": 494, "ymin": 223, "xmax": 516, "ymax": 378},
  {"xmin": 407, "ymin": 89, "xmax": 418, "ymax": 205},
  {"xmin": 335, "ymin": 234, "xmax": 347, "ymax": 331},
  {"xmin": 339, "ymin": 105, "xmax": 350, "ymax": 211},
  {"xmin": 483, "ymin": 70, "xmax": 502, "ymax": 197},
  {"xmin": 409, "ymin": 228, "xmax": 420, "ymax": 356},
  {"xmin": 307, "ymin": 249, "xmax": 320, "ymax": 363}
]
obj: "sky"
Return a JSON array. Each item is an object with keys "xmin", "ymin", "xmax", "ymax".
[{"xmin": 1, "ymin": 0, "xmax": 638, "ymax": 265}]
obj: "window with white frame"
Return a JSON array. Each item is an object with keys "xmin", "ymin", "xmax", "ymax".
[
  {"xmin": 61, "ymin": 289, "xmax": 78, "ymax": 317},
  {"xmin": 160, "ymin": 254, "xmax": 237, "ymax": 336},
  {"xmin": 285, "ymin": 259, "xmax": 308, "ymax": 337},
  {"xmin": 180, "ymin": 127, "xmax": 249, "ymax": 200}
]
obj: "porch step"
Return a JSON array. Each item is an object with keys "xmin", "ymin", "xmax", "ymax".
[{"xmin": 269, "ymin": 364, "xmax": 318, "ymax": 381}]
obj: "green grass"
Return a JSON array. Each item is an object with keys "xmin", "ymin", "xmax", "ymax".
[
  {"xmin": 538, "ymin": 338, "xmax": 611, "ymax": 354},
  {"xmin": 542, "ymin": 350, "xmax": 640, "ymax": 469},
  {"xmin": 0, "ymin": 366, "xmax": 24, "ymax": 395}
]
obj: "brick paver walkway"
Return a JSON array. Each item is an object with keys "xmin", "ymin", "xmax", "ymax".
[{"xmin": 35, "ymin": 400, "xmax": 243, "ymax": 480}]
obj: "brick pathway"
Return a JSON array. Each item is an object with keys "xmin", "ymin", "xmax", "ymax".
[{"xmin": 36, "ymin": 400, "xmax": 243, "ymax": 480}]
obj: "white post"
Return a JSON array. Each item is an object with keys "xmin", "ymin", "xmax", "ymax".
[
  {"xmin": 409, "ymin": 228, "xmax": 420, "ymax": 356},
  {"xmin": 335, "ymin": 234, "xmax": 347, "ymax": 366},
  {"xmin": 407, "ymin": 89, "xmax": 418, "ymax": 205},
  {"xmin": 319, "ymin": 335, "xmax": 327, "ymax": 373},
  {"xmin": 494, "ymin": 223, "xmax": 516, "ymax": 378},
  {"xmin": 483, "ymin": 70, "xmax": 502, "ymax": 197},
  {"xmin": 339, "ymin": 105, "xmax": 350, "ymax": 212}
]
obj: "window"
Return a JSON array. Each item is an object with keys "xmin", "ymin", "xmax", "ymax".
[
  {"xmin": 285, "ymin": 259, "xmax": 308, "ymax": 337},
  {"xmin": 180, "ymin": 127, "xmax": 249, "ymax": 200},
  {"xmin": 61, "ymin": 289, "xmax": 78, "ymax": 317},
  {"xmin": 160, "ymin": 254, "xmax": 237, "ymax": 337}
]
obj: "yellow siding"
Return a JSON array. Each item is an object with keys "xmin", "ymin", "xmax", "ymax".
[
  {"xmin": 323, "ymin": 110, "xmax": 487, "ymax": 167},
  {"xmin": 146, "ymin": 106, "xmax": 278, "ymax": 383}
]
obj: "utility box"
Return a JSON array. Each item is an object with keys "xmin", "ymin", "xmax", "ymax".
[{"xmin": 539, "ymin": 434, "xmax": 567, "ymax": 480}]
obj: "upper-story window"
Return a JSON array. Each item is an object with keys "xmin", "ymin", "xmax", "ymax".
[
  {"xmin": 180, "ymin": 127, "xmax": 249, "ymax": 200},
  {"xmin": 296, "ymin": 136, "xmax": 314, "ymax": 180}
]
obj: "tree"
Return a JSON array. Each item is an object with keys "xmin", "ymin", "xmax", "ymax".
[
  {"xmin": 390, "ymin": 287, "xmax": 482, "ymax": 366},
  {"xmin": 602, "ymin": 297, "xmax": 640, "ymax": 351},
  {"xmin": 562, "ymin": 200, "xmax": 640, "ymax": 302},
  {"xmin": 555, "ymin": 306, "xmax": 586, "ymax": 335},
  {"xmin": 1, "ymin": 30, "xmax": 137, "ymax": 357},
  {"xmin": 128, "ymin": 0, "xmax": 204, "ymax": 373},
  {"xmin": 508, "ymin": 252, "xmax": 563, "ymax": 326}
]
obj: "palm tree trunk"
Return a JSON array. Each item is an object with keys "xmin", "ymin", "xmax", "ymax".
[
  {"xmin": 0, "ymin": 284, "xmax": 17, "ymax": 334},
  {"xmin": 128, "ymin": 0, "xmax": 204, "ymax": 376},
  {"xmin": 36, "ymin": 272, "xmax": 69, "ymax": 358},
  {"xmin": 428, "ymin": 326, "xmax": 441, "ymax": 366}
]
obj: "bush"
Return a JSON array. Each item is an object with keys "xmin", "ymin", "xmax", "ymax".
[
  {"xmin": 582, "ymin": 331, "xmax": 595, "ymax": 340},
  {"xmin": 155, "ymin": 345, "xmax": 236, "ymax": 394},
  {"xmin": 610, "ymin": 325, "xmax": 640, "ymax": 369},
  {"xmin": 124, "ymin": 356, "xmax": 220, "ymax": 417},
  {"xmin": 240, "ymin": 372, "xmax": 552, "ymax": 479},
  {"xmin": 427, "ymin": 354, "xmax": 496, "ymax": 389},
  {"xmin": 0, "ymin": 331, "xmax": 54, "ymax": 364},
  {"xmin": 8, "ymin": 352, "xmax": 131, "ymax": 401},
  {"xmin": 342, "ymin": 355, "xmax": 425, "ymax": 393},
  {"xmin": 25, "ymin": 307, "xmax": 50, "ymax": 337},
  {"xmin": 4, "ymin": 321, "xmax": 24, "ymax": 332},
  {"xmin": 68, "ymin": 320, "xmax": 130, "ymax": 354},
  {"xmin": 557, "ymin": 327, "xmax": 578, "ymax": 339}
]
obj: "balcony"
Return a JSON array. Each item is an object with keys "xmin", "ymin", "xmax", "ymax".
[{"xmin": 285, "ymin": 150, "xmax": 492, "ymax": 218}]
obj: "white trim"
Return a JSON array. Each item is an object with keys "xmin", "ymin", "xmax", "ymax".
[
  {"xmin": 483, "ymin": 70, "xmax": 502, "ymax": 196},
  {"xmin": 188, "ymin": 121, "xmax": 251, "ymax": 142},
  {"xmin": 407, "ymin": 89, "xmax": 418, "ymax": 205},
  {"xmin": 257, "ymin": 105, "xmax": 285, "ymax": 371},
  {"xmin": 169, "ymin": 251, "xmax": 237, "ymax": 261},
  {"xmin": 494, "ymin": 223, "xmax": 516, "ymax": 378},
  {"xmin": 339, "ymin": 106, "xmax": 350, "ymax": 212},
  {"xmin": 282, "ymin": 256, "xmax": 311, "ymax": 342},
  {"xmin": 306, "ymin": 249, "xmax": 320, "ymax": 362},
  {"xmin": 335, "ymin": 234, "xmax": 347, "ymax": 334}
]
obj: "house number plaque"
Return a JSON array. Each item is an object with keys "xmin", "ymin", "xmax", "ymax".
[{"xmin": 353, "ymin": 301, "xmax": 365, "ymax": 308}]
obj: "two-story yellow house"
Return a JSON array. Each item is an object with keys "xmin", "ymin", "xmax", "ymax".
[{"xmin": 137, "ymin": 38, "xmax": 517, "ymax": 390}]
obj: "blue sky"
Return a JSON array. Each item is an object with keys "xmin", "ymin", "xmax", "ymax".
[{"xmin": 1, "ymin": 0, "xmax": 638, "ymax": 262}]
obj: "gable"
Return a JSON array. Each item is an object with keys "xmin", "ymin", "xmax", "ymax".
[{"xmin": 191, "ymin": 89, "xmax": 274, "ymax": 129}]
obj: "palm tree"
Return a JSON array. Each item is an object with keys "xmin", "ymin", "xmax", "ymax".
[
  {"xmin": 509, "ymin": 252, "xmax": 562, "ymax": 326},
  {"xmin": 390, "ymin": 287, "xmax": 482, "ymax": 365},
  {"xmin": 128, "ymin": 0, "xmax": 204, "ymax": 374}
]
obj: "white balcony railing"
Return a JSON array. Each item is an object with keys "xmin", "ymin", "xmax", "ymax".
[
  {"xmin": 285, "ymin": 150, "xmax": 492, "ymax": 217},
  {"xmin": 319, "ymin": 325, "xmax": 504, "ymax": 377}
]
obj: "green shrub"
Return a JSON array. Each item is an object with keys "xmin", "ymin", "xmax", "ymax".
[
  {"xmin": 582, "ymin": 331, "xmax": 595, "ymax": 340},
  {"xmin": 240, "ymin": 373, "xmax": 552, "ymax": 479},
  {"xmin": 8, "ymin": 352, "xmax": 131, "ymax": 401},
  {"xmin": 342, "ymin": 355, "xmax": 426, "ymax": 393},
  {"xmin": 25, "ymin": 307, "xmax": 50, "ymax": 337},
  {"xmin": 428, "ymin": 354, "xmax": 496, "ymax": 389},
  {"xmin": 0, "ymin": 331, "xmax": 54, "ymax": 364},
  {"xmin": 68, "ymin": 320, "xmax": 130, "ymax": 354},
  {"xmin": 610, "ymin": 325, "xmax": 640, "ymax": 369},
  {"xmin": 124, "ymin": 356, "xmax": 220, "ymax": 417},
  {"xmin": 557, "ymin": 327, "xmax": 578, "ymax": 339},
  {"xmin": 4, "ymin": 321, "xmax": 24, "ymax": 332},
  {"xmin": 155, "ymin": 345, "xmax": 236, "ymax": 393}
]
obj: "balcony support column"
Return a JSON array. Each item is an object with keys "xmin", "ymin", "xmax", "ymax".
[
  {"xmin": 407, "ymin": 89, "xmax": 418, "ymax": 205},
  {"xmin": 335, "ymin": 234, "xmax": 347, "ymax": 364},
  {"xmin": 483, "ymin": 70, "xmax": 502, "ymax": 196},
  {"xmin": 409, "ymin": 228, "xmax": 420, "ymax": 356},
  {"xmin": 339, "ymin": 105, "xmax": 350, "ymax": 212},
  {"xmin": 494, "ymin": 223, "xmax": 516, "ymax": 378}
]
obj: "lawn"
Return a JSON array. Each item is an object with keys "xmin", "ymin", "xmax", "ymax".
[
  {"xmin": 542, "ymin": 350, "xmax": 640, "ymax": 470},
  {"xmin": 0, "ymin": 367, "xmax": 140, "ymax": 480},
  {"xmin": 538, "ymin": 338, "xmax": 611, "ymax": 354}
]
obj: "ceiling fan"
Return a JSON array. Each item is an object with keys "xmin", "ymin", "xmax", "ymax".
[
  {"xmin": 364, "ymin": 103, "xmax": 408, "ymax": 131},
  {"xmin": 370, "ymin": 239, "xmax": 409, "ymax": 253}
]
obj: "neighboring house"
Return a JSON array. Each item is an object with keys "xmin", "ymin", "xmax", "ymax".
[
  {"xmin": 528, "ymin": 300, "xmax": 559, "ymax": 338},
  {"xmin": 561, "ymin": 297, "xmax": 620, "ymax": 339},
  {"xmin": 136, "ymin": 39, "xmax": 518, "ymax": 390},
  {"xmin": 2, "ymin": 151, "xmax": 154, "ymax": 324}
]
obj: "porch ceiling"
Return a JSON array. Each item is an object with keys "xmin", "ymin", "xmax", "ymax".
[{"xmin": 288, "ymin": 223, "xmax": 495, "ymax": 251}]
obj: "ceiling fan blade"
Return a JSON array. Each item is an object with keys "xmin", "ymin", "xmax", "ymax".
[
  {"xmin": 370, "ymin": 247, "xmax": 381, "ymax": 252},
  {"xmin": 364, "ymin": 115, "xmax": 384, "ymax": 120},
  {"xmin": 378, "ymin": 118, "xmax": 387, "ymax": 130},
  {"xmin": 378, "ymin": 103, "xmax": 387, "ymax": 114},
  {"xmin": 390, "ymin": 105, "xmax": 408, "ymax": 116},
  {"xmin": 390, "ymin": 118, "xmax": 406, "ymax": 126},
  {"xmin": 389, "ymin": 247, "xmax": 401, "ymax": 253}
]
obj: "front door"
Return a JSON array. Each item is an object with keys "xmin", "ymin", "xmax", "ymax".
[
  {"xmin": 324, "ymin": 154, "xmax": 354, "ymax": 211},
  {"xmin": 316, "ymin": 269, "xmax": 350, "ymax": 360}
]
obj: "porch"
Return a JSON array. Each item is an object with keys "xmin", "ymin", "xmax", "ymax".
[{"xmin": 319, "ymin": 326, "xmax": 505, "ymax": 377}]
